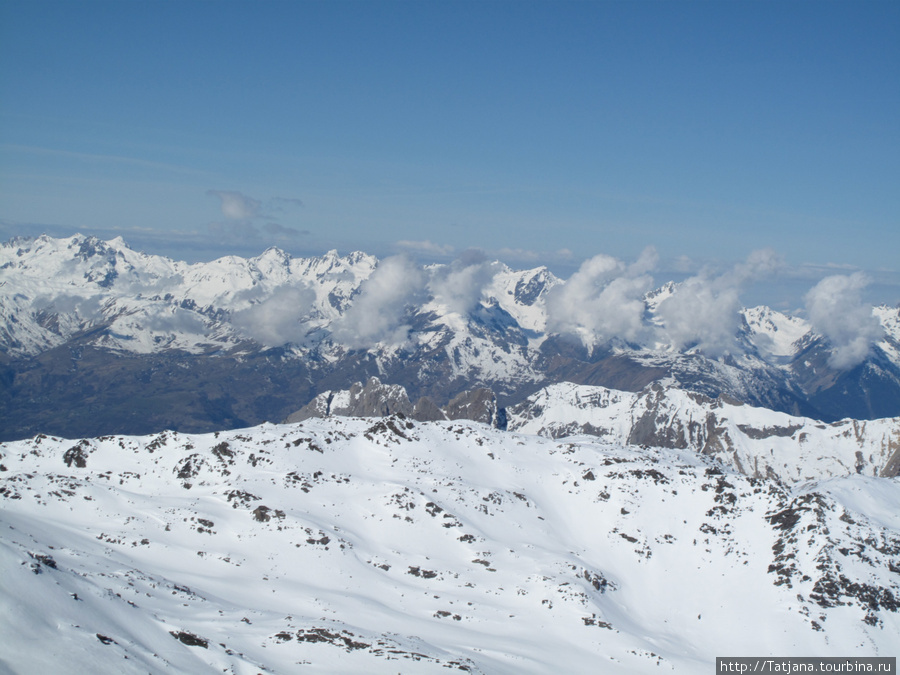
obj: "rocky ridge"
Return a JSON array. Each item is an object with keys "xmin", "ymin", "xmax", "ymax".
[
  {"xmin": 287, "ymin": 378, "xmax": 900, "ymax": 484},
  {"xmin": 285, "ymin": 376, "xmax": 506, "ymax": 429}
]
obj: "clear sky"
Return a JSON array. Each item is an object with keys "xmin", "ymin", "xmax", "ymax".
[{"xmin": 1, "ymin": 0, "xmax": 898, "ymax": 305}]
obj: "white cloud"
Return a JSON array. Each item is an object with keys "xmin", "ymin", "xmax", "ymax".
[
  {"xmin": 231, "ymin": 285, "xmax": 316, "ymax": 347},
  {"xmin": 804, "ymin": 272, "xmax": 883, "ymax": 370},
  {"xmin": 428, "ymin": 252, "xmax": 501, "ymax": 316},
  {"xmin": 207, "ymin": 190, "xmax": 261, "ymax": 221},
  {"xmin": 656, "ymin": 276, "xmax": 742, "ymax": 357},
  {"xmin": 656, "ymin": 249, "xmax": 781, "ymax": 357},
  {"xmin": 33, "ymin": 293, "xmax": 105, "ymax": 322},
  {"xmin": 671, "ymin": 255, "xmax": 696, "ymax": 274},
  {"xmin": 206, "ymin": 190, "xmax": 309, "ymax": 246},
  {"xmin": 545, "ymin": 248, "xmax": 657, "ymax": 348},
  {"xmin": 731, "ymin": 247, "xmax": 783, "ymax": 285},
  {"xmin": 630, "ymin": 246, "xmax": 660, "ymax": 276},
  {"xmin": 331, "ymin": 255, "xmax": 426, "ymax": 349},
  {"xmin": 144, "ymin": 306, "xmax": 208, "ymax": 335}
]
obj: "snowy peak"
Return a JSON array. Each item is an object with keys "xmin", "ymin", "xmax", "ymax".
[
  {"xmin": 741, "ymin": 305, "xmax": 810, "ymax": 360},
  {"xmin": 643, "ymin": 280, "xmax": 676, "ymax": 312},
  {"xmin": 5, "ymin": 234, "xmax": 899, "ymax": 365},
  {"xmin": 0, "ymin": 234, "xmax": 381, "ymax": 356},
  {"xmin": 489, "ymin": 264, "xmax": 560, "ymax": 333},
  {"xmin": 4, "ymin": 234, "xmax": 900, "ymax": 440}
]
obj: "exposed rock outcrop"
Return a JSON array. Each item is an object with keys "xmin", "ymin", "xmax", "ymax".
[
  {"xmin": 285, "ymin": 377, "xmax": 415, "ymax": 423},
  {"xmin": 284, "ymin": 377, "xmax": 506, "ymax": 429}
]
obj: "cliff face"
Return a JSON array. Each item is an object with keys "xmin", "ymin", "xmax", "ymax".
[{"xmin": 506, "ymin": 381, "xmax": 900, "ymax": 482}]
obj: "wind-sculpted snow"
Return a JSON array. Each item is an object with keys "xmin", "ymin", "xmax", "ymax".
[{"xmin": 1, "ymin": 418, "xmax": 899, "ymax": 673}]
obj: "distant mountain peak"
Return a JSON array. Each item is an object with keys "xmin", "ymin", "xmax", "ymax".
[{"xmin": 2, "ymin": 234, "xmax": 900, "ymax": 440}]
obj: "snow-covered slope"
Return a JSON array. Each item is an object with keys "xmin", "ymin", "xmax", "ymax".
[
  {"xmin": 508, "ymin": 382, "xmax": 900, "ymax": 482},
  {"xmin": 2, "ymin": 418, "xmax": 899, "ymax": 673},
  {"xmin": 875, "ymin": 305, "xmax": 900, "ymax": 366},
  {"xmin": 284, "ymin": 378, "xmax": 900, "ymax": 484},
  {"xmin": 741, "ymin": 305, "xmax": 811, "ymax": 361},
  {"xmin": 488, "ymin": 264, "xmax": 560, "ymax": 335}
]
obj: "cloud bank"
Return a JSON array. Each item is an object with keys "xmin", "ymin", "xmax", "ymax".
[
  {"xmin": 656, "ymin": 249, "xmax": 782, "ymax": 357},
  {"xmin": 545, "ymin": 247, "xmax": 658, "ymax": 348},
  {"xmin": 231, "ymin": 285, "xmax": 316, "ymax": 347},
  {"xmin": 804, "ymin": 272, "xmax": 883, "ymax": 370},
  {"xmin": 428, "ymin": 250, "xmax": 501, "ymax": 316},
  {"xmin": 331, "ymin": 256, "xmax": 426, "ymax": 349}
]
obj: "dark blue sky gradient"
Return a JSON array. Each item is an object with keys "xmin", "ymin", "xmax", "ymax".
[{"xmin": 1, "ymin": 0, "xmax": 898, "ymax": 302}]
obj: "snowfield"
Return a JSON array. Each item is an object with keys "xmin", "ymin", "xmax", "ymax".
[{"xmin": 2, "ymin": 417, "xmax": 898, "ymax": 674}]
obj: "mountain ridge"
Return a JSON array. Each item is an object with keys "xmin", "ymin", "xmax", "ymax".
[
  {"xmin": 2, "ymin": 233, "xmax": 900, "ymax": 440},
  {"xmin": 284, "ymin": 377, "xmax": 900, "ymax": 484},
  {"xmin": 5, "ymin": 235, "xmax": 899, "ymax": 670}
]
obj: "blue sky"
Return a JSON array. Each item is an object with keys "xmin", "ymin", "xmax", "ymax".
[{"xmin": 1, "ymin": 0, "xmax": 898, "ymax": 305}]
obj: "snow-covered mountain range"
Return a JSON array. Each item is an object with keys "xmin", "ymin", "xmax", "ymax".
[
  {"xmin": 2, "ymin": 233, "xmax": 900, "ymax": 440},
  {"xmin": 4, "ymin": 234, "xmax": 900, "ymax": 673},
  {"xmin": 2, "ymin": 415, "xmax": 899, "ymax": 673}
]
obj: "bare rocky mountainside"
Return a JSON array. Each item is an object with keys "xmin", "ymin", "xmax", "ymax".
[{"xmin": 2, "ymin": 234, "xmax": 900, "ymax": 440}]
